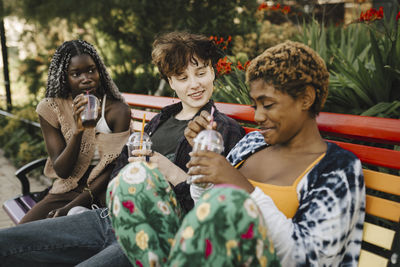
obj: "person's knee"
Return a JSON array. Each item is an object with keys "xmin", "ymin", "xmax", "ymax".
[{"xmin": 197, "ymin": 185, "xmax": 250, "ymax": 205}]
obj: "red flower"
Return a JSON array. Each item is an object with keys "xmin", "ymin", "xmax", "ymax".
[
  {"xmin": 271, "ymin": 4, "xmax": 281, "ymax": 11},
  {"xmin": 216, "ymin": 57, "xmax": 232, "ymax": 75},
  {"xmin": 257, "ymin": 2, "xmax": 268, "ymax": 11},
  {"xmin": 359, "ymin": 7, "xmax": 384, "ymax": 22},
  {"xmin": 122, "ymin": 200, "xmax": 135, "ymax": 213},
  {"xmin": 236, "ymin": 60, "xmax": 251, "ymax": 71},
  {"xmin": 282, "ymin": 6, "xmax": 291, "ymax": 15},
  {"xmin": 376, "ymin": 6, "xmax": 384, "ymax": 20},
  {"xmin": 210, "ymin": 35, "xmax": 232, "ymax": 50},
  {"xmin": 216, "ymin": 37, "xmax": 224, "ymax": 45},
  {"xmin": 396, "ymin": 11, "xmax": 400, "ymax": 21},
  {"xmin": 135, "ymin": 260, "xmax": 143, "ymax": 267},
  {"xmin": 237, "ymin": 61, "xmax": 245, "ymax": 71},
  {"xmin": 205, "ymin": 239, "xmax": 212, "ymax": 258},
  {"xmin": 211, "ymin": 35, "xmax": 232, "ymax": 50},
  {"xmin": 241, "ymin": 223, "xmax": 254, "ymax": 239}
]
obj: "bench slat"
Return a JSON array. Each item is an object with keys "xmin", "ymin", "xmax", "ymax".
[
  {"xmin": 130, "ymin": 109, "xmax": 158, "ymax": 122},
  {"xmin": 364, "ymin": 169, "xmax": 400, "ymax": 196},
  {"xmin": 122, "ymin": 93, "xmax": 400, "ymax": 145},
  {"xmin": 131, "ymin": 121, "xmax": 146, "ymax": 133},
  {"xmin": 214, "ymin": 102, "xmax": 255, "ymax": 123},
  {"xmin": 365, "ymin": 195, "xmax": 400, "ymax": 222},
  {"xmin": 122, "ymin": 93, "xmax": 175, "ymax": 109},
  {"xmin": 330, "ymin": 141, "xmax": 400, "ymax": 170},
  {"xmin": 317, "ymin": 112, "xmax": 400, "ymax": 145},
  {"xmin": 358, "ymin": 250, "xmax": 389, "ymax": 267},
  {"xmin": 362, "ymin": 222, "xmax": 395, "ymax": 250},
  {"xmin": 123, "ymin": 93, "xmax": 257, "ymax": 123}
]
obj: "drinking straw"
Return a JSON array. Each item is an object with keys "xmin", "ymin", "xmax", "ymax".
[
  {"xmin": 209, "ymin": 106, "xmax": 215, "ymax": 128},
  {"xmin": 86, "ymin": 90, "xmax": 90, "ymax": 113},
  {"xmin": 139, "ymin": 113, "xmax": 146, "ymax": 149},
  {"xmin": 207, "ymin": 106, "xmax": 215, "ymax": 150}
]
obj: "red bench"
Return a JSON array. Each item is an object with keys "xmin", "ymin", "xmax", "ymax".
[{"xmin": 3, "ymin": 92, "xmax": 400, "ymax": 266}]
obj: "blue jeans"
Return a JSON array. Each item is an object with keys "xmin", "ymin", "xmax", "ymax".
[{"xmin": 0, "ymin": 209, "xmax": 131, "ymax": 267}]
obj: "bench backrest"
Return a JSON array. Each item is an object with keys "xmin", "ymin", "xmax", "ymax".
[{"xmin": 122, "ymin": 93, "xmax": 400, "ymax": 267}]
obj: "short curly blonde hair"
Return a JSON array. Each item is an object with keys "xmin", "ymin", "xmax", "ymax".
[{"xmin": 246, "ymin": 41, "xmax": 329, "ymax": 116}]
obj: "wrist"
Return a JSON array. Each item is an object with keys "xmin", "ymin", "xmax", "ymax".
[
  {"xmin": 169, "ymin": 167, "xmax": 189, "ymax": 186},
  {"xmin": 245, "ymin": 184, "xmax": 256, "ymax": 194},
  {"xmin": 62, "ymin": 203, "xmax": 74, "ymax": 211}
]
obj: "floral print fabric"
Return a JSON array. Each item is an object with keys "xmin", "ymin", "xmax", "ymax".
[
  {"xmin": 107, "ymin": 161, "xmax": 182, "ymax": 265},
  {"xmin": 107, "ymin": 162, "xmax": 280, "ymax": 266}
]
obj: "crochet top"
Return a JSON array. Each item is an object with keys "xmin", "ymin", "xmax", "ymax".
[{"xmin": 36, "ymin": 97, "xmax": 130, "ymax": 194}]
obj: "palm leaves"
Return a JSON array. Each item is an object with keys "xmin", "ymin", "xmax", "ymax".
[{"xmin": 301, "ymin": 15, "xmax": 400, "ymax": 118}]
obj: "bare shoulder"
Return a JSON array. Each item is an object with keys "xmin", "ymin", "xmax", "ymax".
[
  {"xmin": 106, "ymin": 98, "xmax": 131, "ymax": 132},
  {"xmin": 109, "ymin": 99, "xmax": 130, "ymax": 114}
]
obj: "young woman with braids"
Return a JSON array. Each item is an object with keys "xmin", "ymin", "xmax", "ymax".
[{"xmin": 19, "ymin": 40, "xmax": 131, "ymax": 223}]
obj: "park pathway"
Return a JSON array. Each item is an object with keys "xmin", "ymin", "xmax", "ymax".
[{"xmin": 0, "ymin": 149, "xmax": 47, "ymax": 228}]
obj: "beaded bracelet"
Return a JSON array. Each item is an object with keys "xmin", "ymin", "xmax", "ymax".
[{"xmin": 83, "ymin": 187, "xmax": 94, "ymax": 204}]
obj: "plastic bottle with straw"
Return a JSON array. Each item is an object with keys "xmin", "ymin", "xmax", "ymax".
[
  {"xmin": 187, "ymin": 107, "xmax": 224, "ymax": 188},
  {"xmin": 127, "ymin": 114, "xmax": 152, "ymax": 161}
]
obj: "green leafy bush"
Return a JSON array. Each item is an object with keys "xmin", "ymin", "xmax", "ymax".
[
  {"xmin": 215, "ymin": 4, "xmax": 400, "ymax": 119},
  {"xmin": 0, "ymin": 105, "xmax": 46, "ymax": 167},
  {"xmin": 297, "ymin": 7, "xmax": 400, "ymax": 118}
]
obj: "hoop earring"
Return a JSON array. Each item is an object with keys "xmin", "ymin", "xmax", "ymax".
[{"xmin": 172, "ymin": 91, "xmax": 176, "ymax": 104}]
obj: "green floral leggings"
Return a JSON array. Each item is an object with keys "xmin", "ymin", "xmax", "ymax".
[{"xmin": 106, "ymin": 161, "xmax": 280, "ymax": 266}]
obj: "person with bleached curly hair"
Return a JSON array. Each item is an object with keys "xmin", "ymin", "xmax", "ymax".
[{"xmin": 178, "ymin": 40, "xmax": 365, "ymax": 266}]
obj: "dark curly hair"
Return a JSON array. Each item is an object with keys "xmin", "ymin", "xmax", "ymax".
[
  {"xmin": 46, "ymin": 40, "xmax": 123, "ymax": 101},
  {"xmin": 152, "ymin": 32, "xmax": 221, "ymax": 81},
  {"xmin": 246, "ymin": 41, "xmax": 329, "ymax": 116}
]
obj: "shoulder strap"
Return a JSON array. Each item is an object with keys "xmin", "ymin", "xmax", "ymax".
[{"xmin": 101, "ymin": 95, "xmax": 107, "ymax": 118}]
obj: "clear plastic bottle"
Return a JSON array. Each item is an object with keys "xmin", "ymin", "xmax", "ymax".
[{"xmin": 187, "ymin": 129, "xmax": 224, "ymax": 189}]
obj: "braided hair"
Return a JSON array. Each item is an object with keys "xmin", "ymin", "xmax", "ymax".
[
  {"xmin": 46, "ymin": 40, "xmax": 123, "ymax": 101},
  {"xmin": 246, "ymin": 41, "xmax": 329, "ymax": 117}
]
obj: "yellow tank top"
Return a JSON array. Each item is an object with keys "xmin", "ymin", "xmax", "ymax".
[{"xmin": 235, "ymin": 153, "xmax": 325, "ymax": 218}]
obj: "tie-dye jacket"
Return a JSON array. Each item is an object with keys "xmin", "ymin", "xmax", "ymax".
[{"xmin": 225, "ymin": 131, "xmax": 366, "ymax": 267}]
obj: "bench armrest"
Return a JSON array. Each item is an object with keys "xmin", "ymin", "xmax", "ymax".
[{"xmin": 15, "ymin": 158, "xmax": 47, "ymax": 195}]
